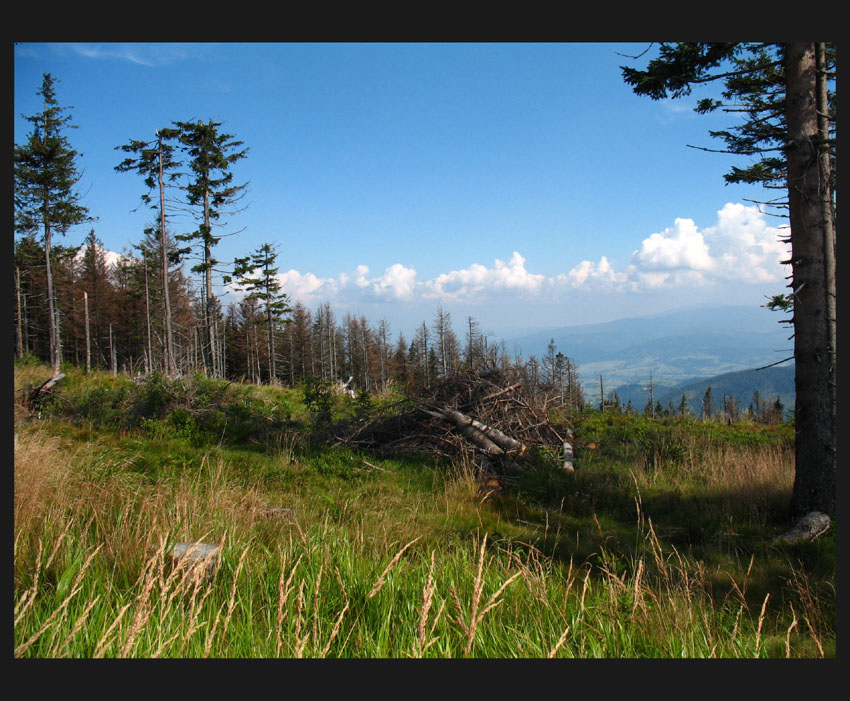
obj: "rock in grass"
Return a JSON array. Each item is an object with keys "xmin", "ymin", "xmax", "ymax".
[
  {"xmin": 262, "ymin": 507, "xmax": 296, "ymax": 519},
  {"xmin": 170, "ymin": 542, "xmax": 221, "ymax": 580},
  {"xmin": 772, "ymin": 512, "xmax": 831, "ymax": 545}
]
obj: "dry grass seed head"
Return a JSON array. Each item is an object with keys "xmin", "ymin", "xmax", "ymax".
[
  {"xmin": 15, "ymin": 544, "xmax": 103, "ymax": 657},
  {"xmin": 367, "ymin": 536, "xmax": 422, "ymax": 600},
  {"xmin": 754, "ymin": 593, "xmax": 770, "ymax": 658},
  {"xmin": 414, "ymin": 550, "xmax": 438, "ymax": 657}
]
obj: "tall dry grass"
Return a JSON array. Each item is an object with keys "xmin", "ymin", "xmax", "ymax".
[{"xmin": 13, "ymin": 417, "xmax": 833, "ymax": 658}]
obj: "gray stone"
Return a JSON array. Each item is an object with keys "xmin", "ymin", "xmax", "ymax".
[
  {"xmin": 170, "ymin": 542, "xmax": 221, "ymax": 579},
  {"xmin": 772, "ymin": 511, "xmax": 831, "ymax": 545},
  {"xmin": 262, "ymin": 507, "xmax": 296, "ymax": 519}
]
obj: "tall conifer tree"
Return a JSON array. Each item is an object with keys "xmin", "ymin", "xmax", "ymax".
[
  {"xmin": 115, "ymin": 127, "xmax": 183, "ymax": 375},
  {"xmin": 173, "ymin": 119, "xmax": 249, "ymax": 378},
  {"xmin": 230, "ymin": 242, "xmax": 292, "ymax": 383},
  {"xmin": 15, "ymin": 73, "xmax": 91, "ymax": 373},
  {"xmin": 622, "ymin": 42, "xmax": 836, "ymax": 515}
]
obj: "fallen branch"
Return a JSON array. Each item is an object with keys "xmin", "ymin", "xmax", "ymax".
[
  {"xmin": 334, "ymin": 369, "xmax": 574, "ymax": 466},
  {"xmin": 28, "ymin": 373, "xmax": 66, "ymax": 406},
  {"xmin": 478, "ymin": 382, "xmax": 523, "ymax": 404}
]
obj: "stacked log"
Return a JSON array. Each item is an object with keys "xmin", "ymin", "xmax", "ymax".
[
  {"xmin": 418, "ymin": 406, "xmax": 526, "ymax": 456},
  {"xmin": 334, "ymin": 368, "xmax": 575, "ymax": 471}
]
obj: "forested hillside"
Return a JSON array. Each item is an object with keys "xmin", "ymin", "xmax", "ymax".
[
  {"xmin": 14, "ymin": 229, "xmax": 587, "ymax": 401},
  {"xmin": 610, "ymin": 365, "xmax": 795, "ymax": 420}
]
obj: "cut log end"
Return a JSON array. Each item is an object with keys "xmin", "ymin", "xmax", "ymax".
[{"xmin": 562, "ymin": 441, "xmax": 575, "ymax": 473}]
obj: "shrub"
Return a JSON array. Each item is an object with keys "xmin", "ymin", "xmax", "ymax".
[
  {"xmin": 303, "ymin": 376, "xmax": 333, "ymax": 427},
  {"xmin": 633, "ymin": 423, "xmax": 691, "ymax": 471}
]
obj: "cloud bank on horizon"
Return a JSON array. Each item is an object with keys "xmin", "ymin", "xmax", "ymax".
[
  {"xmin": 88, "ymin": 201, "xmax": 789, "ymax": 333},
  {"xmin": 268, "ymin": 203, "xmax": 789, "ymax": 308}
]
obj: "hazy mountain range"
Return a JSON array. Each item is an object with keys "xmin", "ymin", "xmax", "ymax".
[
  {"xmin": 505, "ymin": 304, "xmax": 794, "ymax": 402},
  {"xmin": 608, "ymin": 365, "xmax": 794, "ymax": 416}
]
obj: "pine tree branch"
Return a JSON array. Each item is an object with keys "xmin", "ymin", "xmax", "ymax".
[
  {"xmin": 686, "ymin": 143, "xmax": 785, "ymax": 155},
  {"xmin": 754, "ymin": 356, "xmax": 794, "ymax": 371}
]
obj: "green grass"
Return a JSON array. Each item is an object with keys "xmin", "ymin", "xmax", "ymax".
[{"xmin": 14, "ymin": 365, "xmax": 835, "ymax": 658}]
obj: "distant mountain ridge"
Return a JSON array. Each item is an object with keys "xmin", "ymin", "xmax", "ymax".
[
  {"xmin": 505, "ymin": 304, "xmax": 791, "ymax": 388},
  {"xmin": 609, "ymin": 364, "xmax": 795, "ymax": 417}
]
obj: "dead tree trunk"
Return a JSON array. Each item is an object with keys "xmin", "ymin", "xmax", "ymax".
[
  {"xmin": 84, "ymin": 291, "xmax": 91, "ymax": 374},
  {"xmin": 28, "ymin": 372, "xmax": 66, "ymax": 406},
  {"xmin": 419, "ymin": 406, "xmax": 527, "ymax": 456},
  {"xmin": 562, "ymin": 428, "xmax": 575, "ymax": 474},
  {"xmin": 419, "ymin": 407, "xmax": 504, "ymax": 455},
  {"xmin": 15, "ymin": 266, "xmax": 23, "ymax": 360}
]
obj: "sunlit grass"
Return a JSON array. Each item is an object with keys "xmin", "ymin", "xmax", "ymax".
[{"xmin": 13, "ymin": 365, "xmax": 834, "ymax": 658}]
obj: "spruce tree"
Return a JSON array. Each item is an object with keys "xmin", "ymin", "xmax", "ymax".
[
  {"xmin": 622, "ymin": 42, "xmax": 836, "ymax": 515},
  {"xmin": 78, "ymin": 229, "xmax": 115, "ymax": 368},
  {"xmin": 229, "ymin": 242, "xmax": 291, "ymax": 383},
  {"xmin": 173, "ymin": 119, "xmax": 249, "ymax": 378},
  {"xmin": 15, "ymin": 73, "xmax": 92, "ymax": 373},
  {"xmin": 115, "ymin": 127, "xmax": 183, "ymax": 375},
  {"xmin": 702, "ymin": 386, "xmax": 714, "ymax": 420}
]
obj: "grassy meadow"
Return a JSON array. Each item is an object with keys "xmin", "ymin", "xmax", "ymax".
[{"xmin": 13, "ymin": 361, "xmax": 835, "ymax": 658}]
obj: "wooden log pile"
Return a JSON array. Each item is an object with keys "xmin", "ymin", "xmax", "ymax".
[{"xmin": 334, "ymin": 369, "xmax": 576, "ymax": 471}]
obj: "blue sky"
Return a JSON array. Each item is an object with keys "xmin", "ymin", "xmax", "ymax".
[{"xmin": 14, "ymin": 42, "xmax": 790, "ymax": 340}]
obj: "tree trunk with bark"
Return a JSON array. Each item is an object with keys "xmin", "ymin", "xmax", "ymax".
[
  {"xmin": 157, "ymin": 132, "xmax": 178, "ymax": 377},
  {"xmin": 785, "ymin": 43, "xmax": 836, "ymax": 515},
  {"xmin": 84, "ymin": 290, "xmax": 91, "ymax": 373},
  {"xmin": 15, "ymin": 266, "xmax": 23, "ymax": 360},
  {"xmin": 419, "ymin": 406, "xmax": 528, "ymax": 457},
  {"xmin": 44, "ymin": 224, "xmax": 61, "ymax": 374}
]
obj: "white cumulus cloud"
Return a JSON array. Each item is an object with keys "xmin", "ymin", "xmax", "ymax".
[
  {"xmin": 701, "ymin": 202, "xmax": 790, "ymax": 282},
  {"xmin": 277, "ymin": 269, "xmax": 341, "ymax": 303},
  {"xmin": 213, "ymin": 202, "xmax": 791, "ymax": 314},
  {"xmin": 558, "ymin": 256, "xmax": 627, "ymax": 289},
  {"xmin": 424, "ymin": 251, "xmax": 544, "ymax": 299},
  {"xmin": 354, "ymin": 265, "xmax": 371, "ymax": 288},
  {"xmin": 371, "ymin": 263, "xmax": 418, "ymax": 300},
  {"xmin": 563, "ymin": 203, "xmax": 789, "ymax": 292},
  {"xmin": 631, "ymin": 217, "xmax": 714, "ymax": 273}
]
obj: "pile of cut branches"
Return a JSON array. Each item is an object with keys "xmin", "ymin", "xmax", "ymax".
[{"xmin": 333, "ymin": 368, "xmax": 575, "ymax": 469}]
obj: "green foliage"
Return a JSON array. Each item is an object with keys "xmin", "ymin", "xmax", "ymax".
[
  {"xmin": 579, "ymin": 411, "xmax": 792, "ymax": 451},
  {"xmin": 14, "ymin": 73, "xmax": 91, "ymax": 237},
  {"xmin": 14, "ymin": 354, "xmax": 44, "ymax": 369},
  {"xmin": 303, "ymin": 376, "xmax": 333, "ymax": 427},
  {"xmin": 354, "ymin": 389, "xmax": 374, "ymax": 421},
  {"xmin": 131, "ymin": 371, "xmax": 176, "ymax": 419},
  {"xmin": 309, "ymin": 446, "xmax": 367, "ymax": 480},
  {"xmin": 172, "ymin": 117, "xmax": 249, "ymax": 267},
  {"xmin": 35, "ymin": 368, "xmax": 301, "ymax": 450},
  {"xmin": 114, "ymin": 127, "xmax": 182, "ymax": 208},
  {"xmin": 621, "ymin": 43, "xmax": 800, "ymax": 190}
]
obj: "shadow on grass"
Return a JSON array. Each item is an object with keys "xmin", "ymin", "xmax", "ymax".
[{"xmin": 478, "ymin": 464, "xmax": 835, "ymax": 616}]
